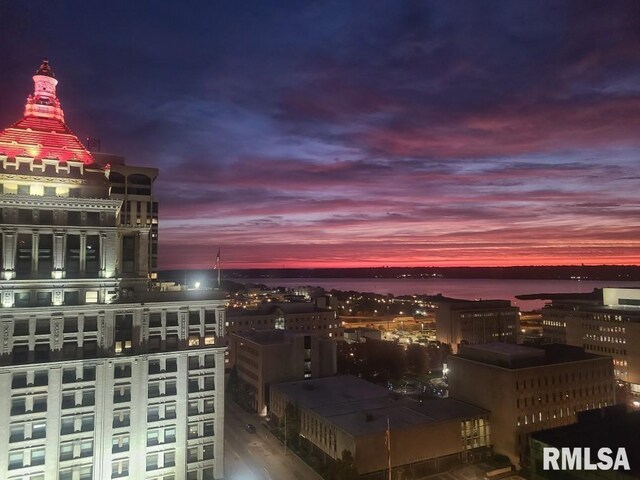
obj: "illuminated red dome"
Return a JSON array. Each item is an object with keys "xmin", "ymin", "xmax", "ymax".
[{"xmin": 0, "ymin": 59, "xmax": 94, "ymax": 164}]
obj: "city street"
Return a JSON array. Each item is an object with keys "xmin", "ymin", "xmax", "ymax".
[{"xmin": 224, "ymin": 400, "xmax": 322, "ymax": 480}]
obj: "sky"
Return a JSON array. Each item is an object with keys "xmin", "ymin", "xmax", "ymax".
[{"xmin": 1, "ymin": 1, "xmax": 639, "ymax": 269}]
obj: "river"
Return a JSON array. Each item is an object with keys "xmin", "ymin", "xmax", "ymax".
[{"xmin": 238, "ymin": 277, "xmax": 640, "ymax": 311}]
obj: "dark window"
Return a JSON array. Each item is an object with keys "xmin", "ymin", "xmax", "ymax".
[
  {"xmin": 38, "ymin": 210, "xmax": 53, "ymax": 224},
  {"xmin": 83, "ymin": 341, "xmax": 98, "ymax": 358},
  {"xmin": 16, "ymin": 233, "xmax": 32, "ymax": 276},
  {"xmin": 122, "ymin": 236, "xmax": 136, "ymax": 274},
  {"xmin": 65, "ymin": 235, "xmax": 80, "ymax": 275},
  {"xmin": 64, "ymin": 291, "xmax": 79, "ymax": 305},
  {"xmin": 13, "ymin": 320, "xmax": 30, "ymax": 336},
  {"xmin": 18, "ymin": 206, "xmax": 31, "ymax": 219},
  {"xmin": 36, "ymin": 319, "xmax": 50, "ymax": 334},
  {"xmin": 63, "ymin": 341, "xmax": 77, "ymax": 358},
  {"xmin": 34, "ymin": 344, "xmax": 50, "ymax": 362},
  {"xmin": 85, "ymin": 235, "xmax": 100, "ymax": 275},
  {"xmin": 166, "ymin": 312, "xmax": 178, "ymax": 327},
  {"xmin": 64, "ymin": 318, "xmax": 78, "ymax": 333},
  {"xmin": 67, "ymin": 211, "xmax": 82, "ymax": 225},
  {"xmin": 149, "ymin": 313, "xmax": 162, "ymax": 328},
  {"xmin": 86, "ymin": 212, "xmax": 100, "ymax": 226},
  {"xmin": 38, "ymin": 234, "xmax": 53, "ymax": 274},
  {"xmin": 149, "ymin": 335, "xmax": 161, "ymax": 352},
  {"xmin": 36, "ymin": 291, "xmax": 52, "ymax": 306},
  {"xmin": 84, "ymin": 317, "xmax": 98, "ymax": 332}
]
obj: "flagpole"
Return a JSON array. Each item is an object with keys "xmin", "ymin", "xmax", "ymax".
[
  {"xmin": 386, "ymin": 416, "xmax": 391, "ymax": 480},
  {"xmin": 215, "ymin": 247, "xmax": 221, "ymax": 289}
]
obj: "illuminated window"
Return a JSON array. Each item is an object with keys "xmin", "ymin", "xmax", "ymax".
[{"xmin": 85, "ymin": 291, "xmax": 98, "ymax": 303}]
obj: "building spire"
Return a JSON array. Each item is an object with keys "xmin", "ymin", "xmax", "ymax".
[
  {"xmin": 25, "ymin": 57, "xmax": 64, "ymax": 121},
  {"xmin": 35, "ymin": 58, "xmax": 55, "ymax": 77}
]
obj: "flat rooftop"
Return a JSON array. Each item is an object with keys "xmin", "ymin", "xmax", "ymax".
[
  {"xmin": 272, "ymin": 375, "xmax": 488, "ymax": 437},
  {"xmin": 113, "ymin": 288, "xmax": 225, "ymax": 304},
  {"xmin": 456, "ymin": 342, "xmax": 603, "ymax": 369},
  {"xmin": 227, "ymin": 303, "xmax": 333, "ymax": 317}
]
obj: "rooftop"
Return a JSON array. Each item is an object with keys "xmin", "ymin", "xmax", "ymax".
[
  {"xmin": 113, "ymin": 288, "xmax": 226, "ymax": 304},
  {"xmin": 455, "ymin": 342, "xmax": 603, "ymax": 369},
  {"xmin": 272, "ymin": 375, "xmax": 488, "ymax": 437},
  {"xmin": 227, "ymin": 302, "xmax": 333, "ymax": 317}
]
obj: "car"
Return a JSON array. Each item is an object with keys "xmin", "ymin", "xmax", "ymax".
[{"xmin": 245, "ymin": 423, "xmax": 256, "ymax": 433}]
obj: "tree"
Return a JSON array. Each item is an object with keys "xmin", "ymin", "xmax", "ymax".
[
  {"xmin": 405, "ymin": 343, "xmax": 428, "ymax": 375},
  {"xmin": 334, "ymin": 449, "xmax": 359, "ymax": 480},
  {"xmin": 284, "ymin": 401, "xmax": 300, "ymax": 450}
]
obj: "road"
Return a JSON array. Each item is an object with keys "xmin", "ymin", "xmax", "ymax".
[{"xmin": 224, "ymin": 400, "xmax": 323, "ymax": 480}]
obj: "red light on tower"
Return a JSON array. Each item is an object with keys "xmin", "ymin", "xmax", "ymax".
[{"xmin": 0, "ymin": 59, "xmax": 94, "ymax": 165}]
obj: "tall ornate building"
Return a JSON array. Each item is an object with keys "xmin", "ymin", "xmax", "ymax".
[{"xmin": 0, "ymin": 60, "xmax": 226, "ymax": 480}]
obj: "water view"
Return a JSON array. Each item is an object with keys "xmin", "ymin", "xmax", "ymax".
[{"xmin": 240, "ymin": 277, "xmax": 640, "ymax": 311}]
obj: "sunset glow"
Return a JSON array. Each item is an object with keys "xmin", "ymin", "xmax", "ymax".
[{"xmin": 2, "ymin": 2, "xmax": 639, "ymax": 269}]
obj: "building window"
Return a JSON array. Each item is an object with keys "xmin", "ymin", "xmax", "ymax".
[
  {"xmin": 112, "ymin": 435, "xmax": 129, "ymax": 453},
  {"xmin": 85, "ymin": 291, "xmax": 98, "ymax": 303},
  {"xmin": 113, "ymin": 409, "xmax": 130, "ymax": 428},
  {"xmin": 112, "ymin": 459, "xmax": 129, "ymax": 478}
]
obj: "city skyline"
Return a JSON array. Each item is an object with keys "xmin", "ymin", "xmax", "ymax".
[{"xmin": 2, "ymin": 2, "xmax": 640, "ymax": 269}]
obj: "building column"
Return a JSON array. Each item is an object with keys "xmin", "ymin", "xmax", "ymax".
[
  {"xmin": 2, "ymin": 229, "xmax": 17, "ymax": 279},
  {"xmin": 51, "ymin": 316, "xmax": 64, "ymax": 358},
  {"xmin": 43, "ymin": 367, "xmax": 62, "ymax": 480},
  {"xmin": 0, "ymin": 370, "xmax": 12, "ymax": 480},
  {"xmin": 97, "ymin": 312, "xmax": 108, "ymax": 350},
  {"xmin": 79, "ymin": 231, "xmax": 87, "ymax": 275},
  {"xmin": 214, "ymin": 307, "xmax": 226, "ymax": 338},
  {"xmin": 1, "ymin": 320, "xmax": 12, "ymax": 355},
  {"xmin": 214, "ymin": 349, "xmax": 226, "ymax": 479},
  {"xmin": 99, "ymin": 232, "xmax": 108, "ymax": 278},
  {"xmin": 137, "ymin": 230, "xmax": 150, "ymax": 277},
  {"xmin": 31, "ymin": 230, "xmax": 39, "ymax": 274},
  {"xmin": 52, "ymin": 231, "xmax": 65, "ymax": 279}
]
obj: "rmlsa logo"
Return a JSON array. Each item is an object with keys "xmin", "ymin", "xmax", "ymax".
[{"xmin": 543, "ymin": 447, "xmax": 630, "ymax": 471}]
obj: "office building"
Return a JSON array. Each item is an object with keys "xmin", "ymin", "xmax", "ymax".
[
  {"xmin": 270, "ymin": 375, "xmax": 491, "ymax": 478},
  {"xmin": 230, "ymin": 330, "xmax": 336, "ymax": 415},
  {"xmin": 0, "ymin": 60, "xmax": 226, "ymax": 480},
  {"xmin": 435, "ymin": 298, "xmax": 519, "ymax": 352},
  {"xmin": 225, "ymin": 302, "xmax": 341, "ymax": 368},
  {"xmin": 542, "ymin": 287, "xmax": 640, "ymax": 393},
  {"xmin": 92, "ymin": 152, "xmax": 159, "ymax": 280},
  {"xmin": 448, "ymin": 343, "xmax": 615, "ymax": 468}
]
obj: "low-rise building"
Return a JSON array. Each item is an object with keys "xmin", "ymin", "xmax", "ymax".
[
  {"xmin": 435, "ymin": 298, "xmax": 519, "ymax": 352},
  {"xmin": 225, "ymin": 303, "xmax": 341, "ymax": 368},
  {"xmin": 230, "ymin": 330, "xmax": 336, "ymax": 415},
  {"xmin": 343, "ymin": 327, "xmax": 382, "ymax": 344},
  {"xmin": 448, "ymin": 343, "xmax": 615, "ymax": 468},
  {"xmin": 270, "ymin": 375, "xmax": 491, "ymax": 478}
]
